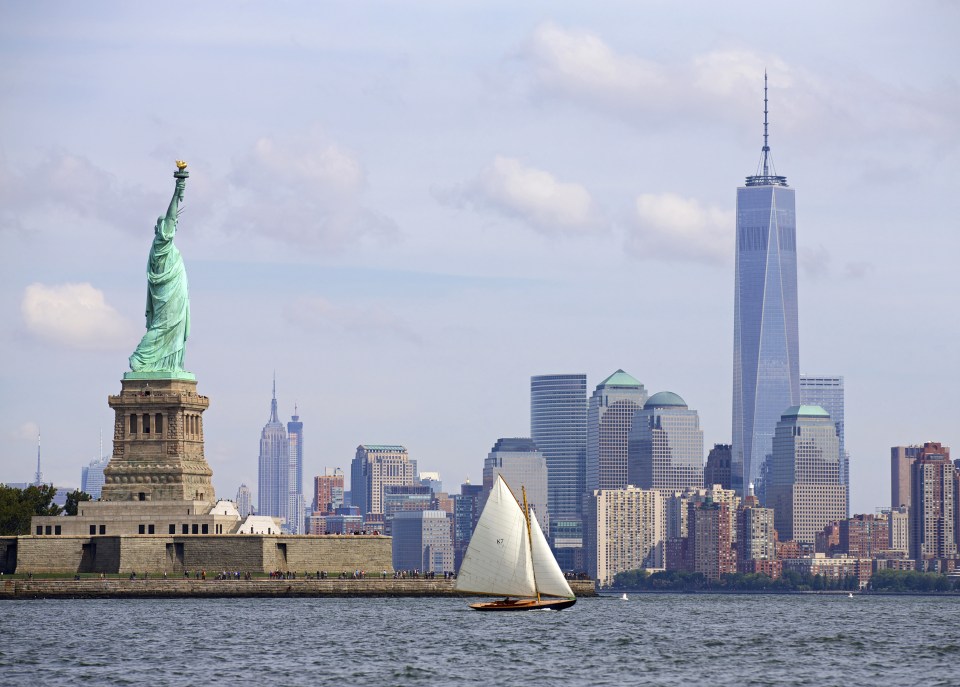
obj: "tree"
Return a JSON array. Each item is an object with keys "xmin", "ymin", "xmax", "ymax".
[
  {"xmin": 63, "ymin": 489, "xmax": 92, "ymax": 516},
  {"xmin": 0, "ymin": 484, "xmax": 62, "ymax": 535}
]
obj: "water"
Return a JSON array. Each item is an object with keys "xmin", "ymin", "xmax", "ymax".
[{"xmin": 2, "ymin": 594, "xmax": 958, "ymax": 686}]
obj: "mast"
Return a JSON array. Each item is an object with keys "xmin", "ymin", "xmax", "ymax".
[
  {"xmin": 522, "ymin": 485, "xmax": 540, "ymax": 603},
  {"xmin": 762, "ymin": 70, "xmax": 770, "ymax": 177}
]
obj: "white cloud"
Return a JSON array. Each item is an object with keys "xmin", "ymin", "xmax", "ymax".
[
  {"xmin": 626, "ymin": 193, "xmax": 732, "ymax": 264},
  {"xmin": 21, "ymin": 283, "xmax": 136, "ymax": 351},
  {"xmin": 444, "ymin": 155, "xmax": 602, "ymax": 235},
  {"xmin": 523, "ymin": 23, "xmax": 819, "ymax": 131},
  {"xmin": 222, "ymin": 132, "xmax": 397, "ymax": 250},
  {"xmin": 799, "ymin": 244, "xmax": 831, "ymax": 278},
  {"xmin": 12, "ymin": 422, "xmax": 39, "ymax": 442}
]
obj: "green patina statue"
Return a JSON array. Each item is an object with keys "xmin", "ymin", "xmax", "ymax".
[{"xmin": 126, "ymin": 162, "xmax": 193, "ymax": 379}]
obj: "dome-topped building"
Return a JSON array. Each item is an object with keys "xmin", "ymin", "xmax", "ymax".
[
  {"xmin": 644, "ymin": 391, "xmax": 688, "ymax": 409},
  {"xmin": 629, "ymin": 390, "xmax": 703, "ymax": 491}
]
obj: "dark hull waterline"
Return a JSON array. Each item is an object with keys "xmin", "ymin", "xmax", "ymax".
[{"xmin": 469, "ymin": 597, "xmax": 576, "ymax": 612}]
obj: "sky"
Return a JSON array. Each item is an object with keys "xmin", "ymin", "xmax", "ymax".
[{"xmin": 1, "ymin": 1, "xmax": 957, "ymax": 515}]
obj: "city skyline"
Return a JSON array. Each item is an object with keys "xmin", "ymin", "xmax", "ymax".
[{"xmin": 1, "ymin": 3, "xmax": 957, "ymax": 517}]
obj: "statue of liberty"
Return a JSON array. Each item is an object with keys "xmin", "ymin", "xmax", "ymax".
[{"xmin": 128, "ymin": 162, "xmax": 192, "ymax": 376}]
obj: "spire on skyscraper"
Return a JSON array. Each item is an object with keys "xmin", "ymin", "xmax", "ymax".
[
  {"xmin": 34, "ymin": 429, "xmax": 43, "ymax": 486},
  {"xmin": 269, "ymin": 373, "xmax": 279, "ymax": 423},
  {"xmin": 747, "ymin": 71, "xmax": 787, "ymax": 187}
]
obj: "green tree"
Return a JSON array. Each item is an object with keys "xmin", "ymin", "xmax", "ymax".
[
  {"xmin": 0, "ymin": 484, "xmax": 62, "ymax": 535},
  {"xmin": 63, "ymin": 489, "xmax": 92, "ymax": 516}
]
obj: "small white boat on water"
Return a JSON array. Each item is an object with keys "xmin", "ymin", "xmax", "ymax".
[
  {"xmin": 455, "ymin": 475, "xmax": 577, "ymax": 612},
  {"xmin": 621, "ymin": 593, "xmax": 629, "ymax": 601}
]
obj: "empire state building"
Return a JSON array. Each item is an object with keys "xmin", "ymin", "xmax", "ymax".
[{"xmin": 731, "ymin": 75, "xmax": 800, "ymax": 495}]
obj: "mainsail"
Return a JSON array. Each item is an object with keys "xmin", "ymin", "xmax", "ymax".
[
  {"xmin": 528, "ymin": 507, "xmax": 575, "ymax": 599},
  {"xmin": 455, "ymin": 476, "xmax": 536, "ymax": 597}
]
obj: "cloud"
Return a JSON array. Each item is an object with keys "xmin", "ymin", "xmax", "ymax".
[
  {"xmin": 221, "ymin": 132, "xmax": 397, "ymax": 250},
  {"xmin": 21, "ymin": 283, "xmax": 136, "ymax": 351},
  {"xmin": 522, "ymin": 23, "xmax": 820, "ymax": 131},
  {"xmin": 440, "ymin": 155, "xmax": 603, "ymax": 235},
  {"xmin": 11, "ymin": 422, "xmax": 39, "ymax": 442},
  {"xmin": 0, "ymin": 151, "xmax": 155, "ymax": 236},
  {"xmin": 284, "ymin": 296, "xmax": 422, "ymax": 345},
  {"xmin": 843, "ymin": 261, "xmax": 875, "ymax": 280},
  {"xmin": 626, "ymin": 192, "xmax": 732, "ymax": 264}
]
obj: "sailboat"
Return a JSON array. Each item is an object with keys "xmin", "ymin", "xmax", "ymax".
[{"xmin": 455, "ymin": 475, "xmax": 577, "ymax": 611}]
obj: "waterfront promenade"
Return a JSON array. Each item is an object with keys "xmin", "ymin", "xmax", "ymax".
[{"xmin": 0, "ymin": 576, "xmax": 596, "ymax": 599}]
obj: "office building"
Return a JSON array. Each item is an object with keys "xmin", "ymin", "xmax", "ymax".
[
  {"xmin": 81, "ymin": 455, "xmax": 109, "ymax": 500},
  {"xmin": 392, "ymin": 510, "xmax": 454, "ymax": 574},
  {"xmin": 628, "ymin": 391, "xmax": 704, "ymax": 492},
  {"xmin": 891, "ymin": 445, "xmax": 923, "ymax": 510},
  {"xmin": 732, "ymin": 77, "xmax": 800, "ymax": 495},
  {"xmin": 888, "ymin": 505, "xmax": 910, "ymax": 555},
  {"xmin": 313, "ymin": 467, "xmax": 345, "ymax": 514},
  {"xmin": 482, "ymin": 438, "xmax": 549, "ymax": 536},
  {"xmin": 350, "ymin": 445, "xmax": 416, "ymax": 517},
  {"xmin": 453, "ymin": 481, "xmax": 483, "ymax": 571},
  {"xmin": 531, "ymin": 374, "xmax": 588, "ymax": 562},
  {"xmin": 801, "ymin": 375, "xmax": 849, "ymax": 514},
  {"xmin": 286, "ymin": 409, "xmax": 305, "ymax": 534},
  {"xmin": 587, "ymin": 370, "xmax": 647, "ymax": 493},
  {"xmin": 689, "ymin": 499, "xmax": 737, "ymax": 581},
  {"xmin": 586, "ymin": 487, "xmax": 664, "ymax": 587},
  {"xmin": 258, "ymin": 379, "xmax": 289, "ymax": 528},
  {"xmin": 703, "ymin": 444, "xmax": 732, "ymax": 490},
  {"xmin": 235, "ymin": 483, "xmax": 253, "ymax": 517},
  {"xmin": 766, "ymin": 406, "xmax": 846, "ymax": 545},
  {"xmin": 736, "ymin": 490, "xmax": 778, "ymax": 574}
]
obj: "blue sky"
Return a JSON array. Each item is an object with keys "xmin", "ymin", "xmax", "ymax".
[{"xmin": 1, "ymin": 1, "xmax": 957, "ymax": 514}]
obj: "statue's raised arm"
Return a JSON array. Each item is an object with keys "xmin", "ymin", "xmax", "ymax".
[{"xmin": 126, "ymin": 162, "xmax": 193, "ymax": 379}]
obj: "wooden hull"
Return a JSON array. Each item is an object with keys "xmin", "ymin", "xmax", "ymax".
[{"xmin": 469, "ymin": 597, "xmax": 576, "ymax": 612}]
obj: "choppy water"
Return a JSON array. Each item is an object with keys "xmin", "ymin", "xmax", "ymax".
[{"xmin": 2, "ymin": 594, "xmax": 958, "ymax": 686}]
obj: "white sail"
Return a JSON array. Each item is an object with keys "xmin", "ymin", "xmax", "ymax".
[
  {"xmin": 528, "ymin": 507, "xmax": 575, "ymax": 599},
  {"xmin": 455, "ymin": 476, "xmax": 536, "ymax": 597}
]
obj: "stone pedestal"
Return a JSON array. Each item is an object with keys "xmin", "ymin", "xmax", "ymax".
[{"xmin": 102, "ymin": 377, "xmax": 215, "ymax": 503}]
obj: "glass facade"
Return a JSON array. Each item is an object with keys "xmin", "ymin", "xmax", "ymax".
[
  {"xmin": 732, "ymin": 181, "xmax": 799, "ymax": 495},
  {"xmin": 800, "ymin": 375, "xmax": 849, "ymax": 515},
  {"xmin": 258, "ymin": 382, "xmax": 289, "ymax": 525},
  {"xmin": 628, "ymin": 393, "xmax": 704, "ymax": 492},
  {"xmin": 482, "ymin": 438, "xmax": 549, "ymax": 536},
  {"xmin": 530, "ymin": 374, "xmax": 587, "ymax": 526},
  {"xmin": 587, "ymin": 370, "xmax": 647, "ymax": 492}
]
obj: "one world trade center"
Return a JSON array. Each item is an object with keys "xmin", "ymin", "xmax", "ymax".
[{"xmin": 732, "ymin": 75, "xmax": 799, "ymax": 496}]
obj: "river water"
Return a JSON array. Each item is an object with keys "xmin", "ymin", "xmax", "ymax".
[{"xmin": 2, "ymin": 594, "xmax": 958, "ymax": 686}]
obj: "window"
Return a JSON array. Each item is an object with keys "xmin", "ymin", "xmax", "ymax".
[
  {"xmin": 36, "ymin": 525, "xmax": 42, "ymax": 535},
  {"xmin": 138, "ymin": 525, "xmax": 146, "ymax": 534},
  {"xmin": 139, "ymin": 492, "xmax": 146, "ymax": 502},
  {"xmin": 99, "ymin": 525, "xmax": 106, "ymax": 535},
  {"xmin": 192, "ymin": 524, "xmax": 199, "ymax": 534},
  {"xmin": 90, "ymin": 525, "xmax": 97, "ymax": 535},
  {"xmin": 55, "ymin": 525, "xmax": 61, "ymax": 535},
  {"xmin": 130, "ymin": 415, "xmax": 137, "ymax": 433},
  {"xmin": 169, "ymin": 524, "xmax": 175, "ymax": 534},
  {"xmin": 182, "ymin": 524, "xmax": 188, "ymax": 534},
  {"xmin": 148, "ymin": 525, "xmax": 155, "ymax": 534},
  {"xmin": 143, "ymin": 413, "xmax": 150, "ymax": 434},
  {"xmin": 201, "ymin": 524, "xmax": 208, "ymax": 534},
  {"xmin": 155, "ymin": 413, "xmax": 163, "ymax": 434}
]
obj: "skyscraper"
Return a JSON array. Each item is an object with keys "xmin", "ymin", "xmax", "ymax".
[
  {"xmin": 313, "ymin": 467, "xmax": 344, "ymax": 514},
  {"xmin": 530, "ymin": 374, "xmax": 587, "ymax": 552},
  {"xmin": 586, "ymin": 369, "xmax": 647, "ymax": 493},
  {"xmin": 258, "ymin": 379, "xmax": 289, "ymax": 527},
  {"xmin": 350, "ymin": 444, "xmax": 416, "ymax": 517},
  {"xmin": 909, "ymin": 442, "xmax": 957, "ymax": 562},
  {"xmin": 287, "ymin": 409, "xmax": 304, "ymax": 534},
  {"xmin": 81, "ymin": 455, "xmax": 109, "ymax": 500},
  {"xmin": 766, "ymin": 406, "xmax": 846, "ymax": 545},
  {"xmin": 628, "ymin": 391, "xmax": 704, "ymax": 492},
  {"xmin": 732, "ymin": 76, "xmax": 800, "ymax": 495},
  {"xmin": 891, "ymin": 445, "xmax": 923, "ymax": 509},
  {"xmin": 704, "ymin": 444, "xmax": 732, "ymax": 490},
  {"xmin": 482, "ymin": 437, "xmax": 549, "ymax": 537},
  {"xmin": 586, "ymin": 486, "xmax": 664, "ymax": 586},
  {"xmin": 235, "ymin": 483, "xmax": 253, "ymax": 517},
  {"xmin": 800, "ymin": 375, "xmax": 849, "ymax": 515}
]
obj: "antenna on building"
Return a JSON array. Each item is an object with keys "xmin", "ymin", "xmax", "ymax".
[
  {"xmin": 34, "ymin": 428, "xmax": 43, "ymax": 486},
  {"xmin": 762, "ymin": 71, "xmax": 770, "ymax": 177}
]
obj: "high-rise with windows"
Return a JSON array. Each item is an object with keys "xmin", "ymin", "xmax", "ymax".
[
  {"xmin": 587, "ymin": 370, "xmax": 647, "ymax": 492},
  {"xmin": 482, "ymin": 437, "xmax": 549, "ymax": 537},
  {"xmin": 258, "ymin": 379, "xmax": 289, "ymax": 527},
  {"xmin": 800, "ymin": 375, "xmax": 849, "ymax": 515},
  {"xmin": 628, "ymin": 391, "xmax": 704, "ymax": 493},
  {"xmin": 766, "ymin": 405, "xmax": 846, "ymax": 545},
  {"xmin": 732, "ymin": 76, "xmax": 800, "ymax": 495},
  {"xmin": 81, "ymin": 455, "xmax": 109, "ymax": 500},
  {"xmin": 350, "ymin": 444, "xmax": 417, "ymax": 517},
  {"xmin": 287, "ymin": 409, "xmax": 305, "ymax": 534},
  {"xmin": 531, "ymin": 374, "xmax": 587, "ymax": 557}
]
